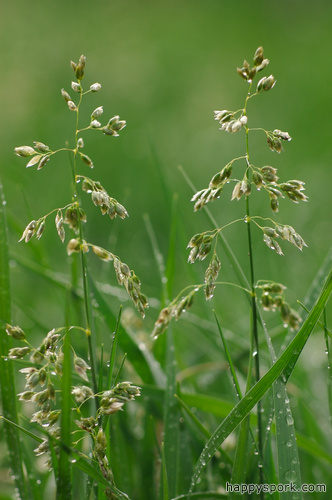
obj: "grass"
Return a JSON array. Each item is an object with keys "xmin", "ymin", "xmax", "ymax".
[{"xmin": 1, "ymin": 45, "xmax": 332, "ymax": 500}]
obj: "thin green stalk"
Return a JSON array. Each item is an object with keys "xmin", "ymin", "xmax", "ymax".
[
  {"xmin": 70, "ymin": 90, "xmax": 98, "ymax": 398},
  {"xmin": 244, "ymin": 84, "xmax": 264, "ymax": 482}
]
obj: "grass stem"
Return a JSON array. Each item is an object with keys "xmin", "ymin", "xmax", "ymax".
[{"xmin": 244, "ymin": 84, "xmax": 264, "ymax": 487}]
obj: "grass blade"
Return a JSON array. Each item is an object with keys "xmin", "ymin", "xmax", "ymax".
[
  {"xmin": 106, "ymin": 306, "xmax": 122, "ymax": 390},
  {"xmin": 161, "ymin": 326, "xmax": 180, "ymax": 499},
  {"xmin": 161, "ymin": 442, "xmax": 170, "ymax": 500},
  {"xmin": 175, "ymin": 394, "xmax": 212, "ymax": 441},
  {"xmin": 0, "ymin": 181, "xmax": 29, "ymax": 500},
  {"xmin": 142, "ymin": 385, "xmax": 332, "ymax": 464},
  {"xmin": 188, "ymin": 267, "xmax": 332, "ymax": 493},
  {"xmin": 323, "ymin": 309, "xmax": 332, "ymax": 426},
  {"xmin": 160, "ymin": 192, "xmax": 181, "ymax": 499},
  {"xmin": 273, "ymin": 378, "xmax": 302, "ymax": 498}
]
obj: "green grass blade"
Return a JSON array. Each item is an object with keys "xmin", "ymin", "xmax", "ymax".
[
  {"xmin": 214, "ymin": 312, "xmax": 266, "ymax": 492},
  {"xmin": 161, "ymin": 442, "xmax": 170, "ymax": 500},
  {"xmin": 273, "ymin": 378, "xmax": 302, "ymax": 498},
  {"xmin": 214, "ymin": 312, "xmax": 251, "ymax": 490},
  {"xmin": 164, "ymin": 193, "xmax": 179, "ymax": 299},
  {"xmin": 142, "ymin": 385, "xmax": 332, "ymax": 464},
  {"xmin": 175, "ymin": 394, "xmax": 211, "ymax": 440},
  {"xmin": 0, "ymin": 181, "xmax": 29, "ymax": 500},
  {"xmin": 98, "ymin": 343, "xmax": 104, "ymax": 393},
  {"xmin": 188, "ymin": 267, "xmax": 332, "ymax": 493},
  {"xmin": 106, "ymin": 306, "xmax": 122, "ymax": 390},
  {"xmin": 56, "ymin": 324, "xmax": 72, "ymax": 499},
  {"xmin": 322, "ymin": 309, "xmax": 332, "ymax": 427},
  {"xmin": 161, "ymin": 326, "xmax": 180, "ymax": 499},
  {"xmin": 144, "ymin": 213, "xmax": 168, "ymax": 304},
  {"xmin": 160, "ymin": 193, "xmax": 181, "ymax": 499}
]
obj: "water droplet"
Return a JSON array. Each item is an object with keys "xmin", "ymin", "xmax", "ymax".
[
  {"xmin": 291, "ymin": 458, "xmax": 298, "ymax": 465},
  {"xmin": 2, "ymin": 200, "xmax": 6, "ymax": 205},
  {"xmin": 276, "ymin": 391, "xmax": 282, "ymax": 398},
  {"xmin": 284, "ymin": 469, "xmax": 297, "ymax": 482},
  {"xmin": 284, "ymin": 397, "xmax": 290, "ymax": 404},
  {"xmin": 286, "ymin": 415, "xmax": 294, "ymax": 426},
  {"xmin": 286, "ymin": 439, "xmax": 293, "ymax": 447},
  {"xmin": 252, "ymin": 350, "xmax": 257, "ymax": 357}
]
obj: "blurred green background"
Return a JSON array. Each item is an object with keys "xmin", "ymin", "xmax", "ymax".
[
  {"xmin": 1, "ymin": 0, "xmax": 332, "ymax": 355},
  {"xmin": 1, "ymin": 0, "xmax": 332, "ymax": 496},
  {"xmin": 2, "ymin": 0, "xmax": 332, "ymax": 361}
]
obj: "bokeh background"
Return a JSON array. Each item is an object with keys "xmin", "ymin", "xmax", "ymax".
[
  {"xmin": 1, "ymin": 1, "xmax": 332, "ymax": 494},
  {"xmin": 2, "ymin": 0, "xmax": 331, "ymax": 308}
]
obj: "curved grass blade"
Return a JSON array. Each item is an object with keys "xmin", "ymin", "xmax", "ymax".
[
  {"xmin": 175, "ymin": 394, "xmax": 212, "ymax": 441},
  {"xmin": 143, "ymin": 385, "xmax": 332, "ymax": 464},
  {"xmin": 323, "ymin": 309, "xmax": 332, "ymax": 426},
  {"xmin": 214, "ymin": 311, "xmax": 252, "ymax": 491},
  {"xmin": 188, "ymin": 268, "xmax": 332, "ymax": 494},
  {"xmin": 0, "ymin": 181, "xmax": 29, "ymax": 500},
  {"xmin": 214, "ymin": 312, "xmax": 272, "ymax": 492}
]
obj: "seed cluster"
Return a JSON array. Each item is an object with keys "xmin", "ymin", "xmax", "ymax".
[
  {"xmin": 258, "ymin": 282, "xmax": 302, "ymax": 330},
  {"xmin": 152, "ymin": 289, "xmax": 197, "ymax": 339},
  {"xmin": 261, "ymin": 223, "xmax": 307, "ymax": 255},
  {"xmin": 80, "ymin": 176, "xmax": 129, "ymax": 219}
]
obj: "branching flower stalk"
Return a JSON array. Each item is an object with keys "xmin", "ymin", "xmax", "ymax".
[
  {"xmin": 12, "ymin": 54, "xmax": 147, "ymax": 497},
  {"xmin": 152, "ymin": 47, "xmax": 307, "ymax": 485},
  {"xmin": 243, "ymin": 77, "xmax": 264, "ymax": 470}
]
